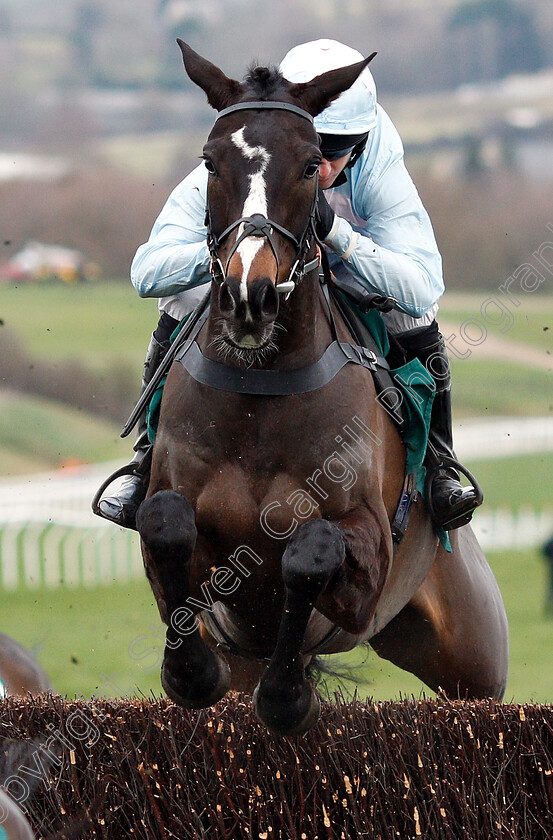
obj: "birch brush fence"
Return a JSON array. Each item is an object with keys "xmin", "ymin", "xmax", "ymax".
[{"xmin": 0, "ymin": 694, "xmax": 552, "ymax": 839}]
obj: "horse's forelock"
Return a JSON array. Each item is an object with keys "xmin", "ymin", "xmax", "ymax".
[{"xmin": 243, "ymin": 64, "xmax": 286, "ymax": 100}]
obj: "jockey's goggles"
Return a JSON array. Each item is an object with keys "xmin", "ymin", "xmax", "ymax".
[
  {"xmin": 321, "ymin": 145, "xmax": 356, "ymax": 161},
  {"xmin": 319, "ymin": 131, "xmax": 369, "ymax": 163}
]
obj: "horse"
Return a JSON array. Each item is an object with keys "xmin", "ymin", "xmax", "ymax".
[
  {"xmin": 0, "ymin": 790, "xmax": 35, "ymax": 840},
  {"xmin": 0, "ymin": 634, "xmax": 52, "ymax": 698},
  {"xmin": 136, "ymin": 42, "xmax": 509, "ymax": 735}
]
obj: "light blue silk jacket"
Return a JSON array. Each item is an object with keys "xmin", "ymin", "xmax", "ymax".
[{"xmin": 131, "ymin": 104, "xmax": 444, "ymax": 329}]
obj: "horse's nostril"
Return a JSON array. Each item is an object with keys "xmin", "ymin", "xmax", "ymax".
[
  {"xmin": 218, "ymin": 281, "xmax": 236, "ymax": 316},
  {"xmin": 256, "ymin": 281, "xmax": 279, "ymax": 322}
]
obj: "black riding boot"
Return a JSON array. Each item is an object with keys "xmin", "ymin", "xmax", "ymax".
[
  {"xmin": 397, "ymin": 321, "xmax": 483, "ymax": 531},
  {"xmin": 95, "ymin": 319, "xmax": 175, "ymax": 530}
]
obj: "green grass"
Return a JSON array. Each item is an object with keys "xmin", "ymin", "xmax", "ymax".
[
  {"xmin": 465, "ymin": 452, "xmax": 553, "ymax": 511},
  {"xmin": 1, "ymin": 280, "xmax": 158, "ymax": 372},
  {"xmin": 0, "ymin": 391, "xmax": 123, "ymax": 475},
  {"xmin": 0, "ymin": 580, "xmax": 162, "ymax": 700},
  {"xmin": 96, "ymin": 131, "xmax": 206, "ymax": 180},
  {"xmin": 2, "ymin": 547, "xmax": 551, "ymax": 704},
  {"xmin": 0, "ymin": 281, "xmax": 159, "ymax": 475},
  {"xmin": 450, "ymin": 358, "xmax": 553, "ymax": 417},
  {"xmin": 439, "ymin": 293, "xmax": 553, "ymax": 353}
]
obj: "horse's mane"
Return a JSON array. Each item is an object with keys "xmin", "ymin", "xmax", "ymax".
[{"xmin": 243, "ymin": 63, "xmax": 286, "ymax": 99}]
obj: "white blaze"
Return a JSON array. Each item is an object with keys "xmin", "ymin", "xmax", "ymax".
[{"xmin": 230, "ymin": 127, "xmax": 271, "ymax": 301}]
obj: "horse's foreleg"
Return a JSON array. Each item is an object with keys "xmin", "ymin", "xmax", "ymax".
[
  {"xmin": 253, "ymin": 519, "xmax": 346, "ymax": 735},
  {"xmin": 137, "ymin": 490, "xmax": 231, "ymax": 709}
]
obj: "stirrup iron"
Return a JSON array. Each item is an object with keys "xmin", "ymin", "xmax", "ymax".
[
  {"xmin": 425, "ymin": 454, "xmax": 483, "ymax": 531},
  {"xmin": 92, "ymin": 448, "xmax": 152, "ymax": 521}
]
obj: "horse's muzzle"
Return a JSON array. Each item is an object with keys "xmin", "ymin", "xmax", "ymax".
[{"xmin": 219, "ymin": 276, "xmax": 279, "ymax": 327}]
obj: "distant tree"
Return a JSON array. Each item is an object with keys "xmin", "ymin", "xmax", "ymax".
[
  {"xmin": 463, "ymin": 136, "xmax": 486, "ymax": 178},
  {"xmin": 73, "ymin": 3, "xmax": 106, "ymax": 85},
  {"xmin": 156, "ymin": 20, "xmax": 205, "ymax": 89},
  {"xmin": 155, "ymin": 1, "xmax": 211, "ymax": 89},
  {"xmin": 449, "ymin": 0, "xmax": 545, "ymax": 79}
]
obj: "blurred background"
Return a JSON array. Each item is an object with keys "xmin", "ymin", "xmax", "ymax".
[{"xmin": 0, "ymin": 0, "xmax": 552, "ymax": 704}]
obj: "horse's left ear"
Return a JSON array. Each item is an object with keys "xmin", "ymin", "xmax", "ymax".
[
  {"xmin": 288, "ymin": 53, "xmax": 377, "ymax": 118},
  {"xmin": 177, "ymin": 40, "xmax": 242, "ymax": 111}
]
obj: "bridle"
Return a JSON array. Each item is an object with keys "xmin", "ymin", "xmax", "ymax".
[{"xmin": 205, "ymin": 100, "xmax": 321, "ymax": 299}]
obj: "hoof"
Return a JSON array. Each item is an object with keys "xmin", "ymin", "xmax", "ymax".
[
  {"xmin": 161, "ymin": 652, "xmax": 231, "ymax": 710},
  {"xmin": 253, "ymin": 682, "xmax": 320, "ymax": 736}
]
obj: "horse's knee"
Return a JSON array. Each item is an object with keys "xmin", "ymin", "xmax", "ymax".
[
  {"xmin": 137, "ymin": 490, "xmax": 196, "ymax": 557},
  {"xmin": 283, "ymin": 519, "xmax": 345, "ymax": 595}
]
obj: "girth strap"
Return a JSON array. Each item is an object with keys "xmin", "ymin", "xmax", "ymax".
[
  {"xmin": 176, "ymin": 337, "xmax": 388, "ymax": 396},
  {"xmin": 201, "ymin": 604, "xmax": 347, "ymax": 662}
]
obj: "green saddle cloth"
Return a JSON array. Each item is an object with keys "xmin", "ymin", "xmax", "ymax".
[{"xmin": 343, "ymin": 304, "xmax": 435, "ymax": 478}]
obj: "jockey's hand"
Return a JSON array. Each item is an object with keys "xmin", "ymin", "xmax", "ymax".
[{"xmin": 315, "ymin": 188, "xmax": 336, "ymax": 242}]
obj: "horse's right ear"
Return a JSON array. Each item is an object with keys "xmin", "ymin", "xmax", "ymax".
[
  {"xmin": 288, "ymin": 53, "xmax": 377, "ymax": 118},
  {"xmin": 177, "ymin": 40, "xmax": 242, "ymax": 111}
]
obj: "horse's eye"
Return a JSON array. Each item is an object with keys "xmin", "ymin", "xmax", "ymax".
[
  {"xmin": 304, "ymin": 162, "xmax": 319, "ymax": 179},
  {"xmin": 203, "ymin": 158, "xmax": 217, "ymax": 175}
]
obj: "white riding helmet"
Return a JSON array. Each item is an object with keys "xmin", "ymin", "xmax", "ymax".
[{"xmin": 280, "ymin": 39, "xmax": 377, "ymax": 135}]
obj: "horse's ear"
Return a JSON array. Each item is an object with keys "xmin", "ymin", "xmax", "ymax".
[
  {"xmin": 177, "ymin": 40, "xmax": 242, "ymax": 111},
  {"xmin": 288, "ymin": 53, "xmax": 377, "ymax": 118}
]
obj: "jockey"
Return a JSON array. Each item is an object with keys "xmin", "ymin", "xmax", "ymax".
[{"xmin": 96, "ymin": 38, "xmax": 481, "ymax": 533}]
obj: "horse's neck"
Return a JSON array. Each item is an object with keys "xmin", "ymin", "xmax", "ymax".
[{"xmin": 272, "ymin": 275, "xmax": 333, "ymax": 367}]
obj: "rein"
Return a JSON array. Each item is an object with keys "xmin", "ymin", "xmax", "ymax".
[{"xmin": 206, "ymin": 99, "xmax": 321, "ymax": 299}]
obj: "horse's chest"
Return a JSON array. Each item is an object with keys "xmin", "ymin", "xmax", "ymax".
[
  {"xmin": 194, "ymin": 463, "xmax": 262, "ymax": 538},
  {"xmin": 184, "ymin": 392, "xmax": 370, "ymax": 472},
  {"xmin": 190, "ymin": 434, "xmax": 365, "ymax": 548},
  {"xmin": 170, "ymin": 390, "xmax": 376, "ymax": 541},
  {"xmin": 187, "ymin": 421, "xmax": 349, "ymax": 496}
]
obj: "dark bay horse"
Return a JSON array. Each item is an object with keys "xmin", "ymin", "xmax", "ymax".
[
  {"xmin": 0, "ymin": 634, "xmax": 52, "ymax": 698},
  {"xmin": 137, "ymin": 42, "xmax": 509, "ymax": 735}
]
